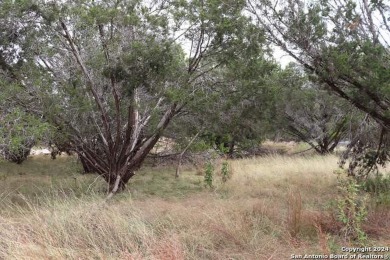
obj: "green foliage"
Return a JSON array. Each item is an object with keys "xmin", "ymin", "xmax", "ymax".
[
  {"xmin": 274, "ymin": 63, "xmax": 356, "ymax": 154},
  {"xmin": 204, "ymin": 161, "xmax": 214, "ymax": 188},
  {"xmin": 251, "ymin": 0, "xmax": 390, "ymax": 171},
  {"xmin": 119, "ymin": 38, "xmax": 186, "ymax": 97},
  {"xmin": 336, "ymin": 172, "xmax": 368, "ymax": 245},
  {"xmin": 0, "ymin": 108, "xmax": 52, "ymax": 163},
  {"xmin": 363, "ymin": 174, "xmax": 390, "ymax": 194},
  {"xmin": 339, "ymin": 124, "xmax": 389, "ymax": 180},
  {"xmin": 350, "ymin": 149, "xmax": 388, "ymax": 179},
  {"xmin": 162, "ymin": 0, "xmax": 277, "ymax": 157},
  {"xmin": 187, "ymin": 139, "xmax": 210, "ymax": 153},
  {"xmin": 170, "ymin": 48, "xmax": 277, "ymax": 156},
  {"xmin": 362, "ymin": 174, "xmax": 390, "ymax": 207},
  {"xmin": 221, "ymin": 161, "xmax": 230, "ymax": 183},
  {"xmin": 0, "ymin": 0, "xmax": 273, "ymax": 188}
]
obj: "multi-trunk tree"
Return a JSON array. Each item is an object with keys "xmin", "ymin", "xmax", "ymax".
[
  {"xmin": 0, "ymin": 0, "xmax": 269, "ymax": 194},
  {"xmin": 277, "ymin": 63, "xmax": 356, "ymax": 155}
]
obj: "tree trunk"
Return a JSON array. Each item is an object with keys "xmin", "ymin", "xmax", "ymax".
[
  {"xmin": 105, "ymin": 168, "xmax": 135, "ymax": 195},
  {"xmin": 71, "ymin": 103, "xmax": 178, "ymax": 195},
  {"xmin": 57, "ymin": 20, "xmax": 182, "ymax": 196},
  {"xmin": 79, "ymin": 155, "xmax": 95, "ymax": 174}
]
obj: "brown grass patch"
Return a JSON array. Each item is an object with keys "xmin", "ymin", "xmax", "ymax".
[
  {"xmin": 287, "ymin": 188, "xmax": 302, "ymax": 239},
  {"xmin": 363, "ymin": 206, "xmax": 390, "ymax": 238},
  {"xmin": 152, "ymin": 233, "xmax": 185, "ymax": 260},
  {"xmin": 1, "ymin": 154, "xmax": 389, "ymax": 259}
]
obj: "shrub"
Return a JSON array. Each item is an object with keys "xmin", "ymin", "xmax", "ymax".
[
  {"xmin": 1, "ymin": 138, "xmax": 34, "ymax": 164},
  {"xmin": 336, "ymin": 173, "xmax": 368, "ymax": 245},
  {"xmin": 221, "ymin": 161, "xmax": 230, "ymax": 183},
  {"xmin": 362, "ymin": 174, "xmax": 390, "ymax": 207},
  {"xmin": 204, "ymin": 161, "xmax": 214, "ymax": 188}
]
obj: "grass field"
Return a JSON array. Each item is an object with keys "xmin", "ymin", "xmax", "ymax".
[{"xmin": 0, "ymin": 154, "xmax": 389, "ymax": 259}]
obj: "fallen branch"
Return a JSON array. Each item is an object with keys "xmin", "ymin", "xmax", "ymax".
[{"xmin": 175, "ymin": 130, "xmax": 202, "ymax": 178}]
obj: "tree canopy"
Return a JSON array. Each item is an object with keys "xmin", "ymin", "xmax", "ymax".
[
  {"xmin": 1, "ymin": 0, "xmax": 389, "ymax": 187},
  {"xmin": 0, "ymin": 0, "xmax": 272, "ymax": 193},
  {"xmin": 247, "ymin": 0, "xmax": 390, "ymax": 176}
]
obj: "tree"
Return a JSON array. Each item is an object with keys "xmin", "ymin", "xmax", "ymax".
[
  {"xmin": 0, "ymin": 0, "xmax": 268, "ymax": 194},
  {"xmin": 338, "ymin": 116, "xmax": 389, "ymax": 179},
  {"xmin": 0, "ymin": 108, "xmax": 50, "ymax": 163},
  {"xmin": 0, "ymin": 2, "xmax": 50, "ymax": 163},
  {"xmin": 277, "ymin": 63, "xmax": 355, "ymax": 155},
  {"xmin": 168, "ymin": 47, "xmax": 277, "ymax": 158},
  {"xmin": 247, "ymin": 0, "xmax": 390, "ymax": 175}
]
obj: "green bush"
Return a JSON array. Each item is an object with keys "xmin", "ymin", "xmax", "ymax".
[
  {"xmin": 204, "ymin": 161, "xmax": 214, "ymax": 188},
  {"xmin": 362, "ymin": 174, "xmax": 390, "ymax": 206},
  {"xmin": 362, "ymin": 174, "xmax": 390, "ymax": 193},
  {"xmin": 336, "ymin": 175, "xmax": 368, "ymax": 245},
  {"xmin": 221, "ymin": 161, "xmax": 230, "ymax": 183}
]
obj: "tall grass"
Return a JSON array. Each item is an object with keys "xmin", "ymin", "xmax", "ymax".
[
  {"xmin": 226, "ymin": 155, "xmax": 339, "ymax": 204},
  {"xmin": 0, "ymin": 154, "xmax": 389, "ymax": 259}
]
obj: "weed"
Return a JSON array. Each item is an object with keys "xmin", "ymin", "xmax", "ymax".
[
  {"xmin": 336, "ymin": 172, "xmax": 368, "ymax": 245},
  {"xmin": 315, "ymin": 223, "xmax": 330, "ymax": 255},
  {"xmin": 326, "ymin": 236, "xmax": 340, "ymax": 254},
  {"xmin": 287, "ymin": 188, "xmax": 302, "ymax": 239},
  {"xmin": 221, "ymin": 161, "xmax": 230, "ymax": 183},
  {"xmin": 204, "ymin": 161, "xmax": 214, "ymax": 188}
]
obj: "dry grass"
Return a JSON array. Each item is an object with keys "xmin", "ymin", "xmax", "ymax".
[
  {"xmin": 0, "ymin": 154, "xmax": 389, "ymax": 259},
  {"xmin": 226, "ymin": 155, "xmax": 338, "ymax": 204}
]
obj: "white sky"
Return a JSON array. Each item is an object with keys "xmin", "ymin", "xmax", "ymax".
[{"xmin": 272, "ymin": 46, "xmax": 296, "ymax": 68}]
